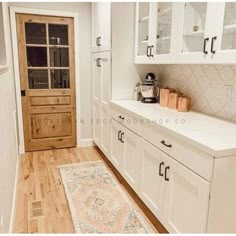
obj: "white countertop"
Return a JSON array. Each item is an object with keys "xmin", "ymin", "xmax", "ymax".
[{"xmin": 110, "ymin": 100, "xmax": 236, "ymax": 157}]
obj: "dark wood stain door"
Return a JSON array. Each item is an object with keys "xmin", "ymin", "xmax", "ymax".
[{"xmin": 16, "ymin": 14, "xmax": 76, "ymax": 151}]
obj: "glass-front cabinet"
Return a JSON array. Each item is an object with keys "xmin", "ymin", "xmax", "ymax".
[{"xmin": 135, "ymin": 2, "xmax": 176, "ymax": 63}]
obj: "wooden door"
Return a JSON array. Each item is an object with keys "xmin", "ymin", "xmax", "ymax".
[
  {"xmin": 139, "ymin": 139, "xmax": 165, "ymax": 221},
  {"xmin": 16, "ymin": 14, "xmax": 76, "ymax": 151},
  {"xmin": 163, "ymin": 154, "xmax": 210, "ymax": 233}
]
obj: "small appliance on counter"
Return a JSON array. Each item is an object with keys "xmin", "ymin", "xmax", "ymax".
[{"xmin": 140, "ymin": 73, "xmax": 159, "ymax": 103}]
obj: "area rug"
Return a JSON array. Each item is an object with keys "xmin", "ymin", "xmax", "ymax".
[{"xmin": 58, "ymin": 160, "xmax": 155, "ymax": 233}]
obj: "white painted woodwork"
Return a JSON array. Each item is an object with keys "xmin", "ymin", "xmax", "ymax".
[
  {"xmin": 93, "ymin": 101, "xmax": 101, "ymax": 146},
  {"xmin": 164, "ymin": 155, "xmax": 210, "ymax": 233},
  {"xmin": 110, "ymin": 119, "xmax": 124, "ymax": 172},
  {"xmin": 122, "ymin": 127, "xmax": 140, "ymax": 192},
  {"xmin": 139, "ymin": 139, "xmax": 165, "ymax": 220},
  {"xmin": 92, "ymin": 3, "xmax": 111, "ymax": 52}
]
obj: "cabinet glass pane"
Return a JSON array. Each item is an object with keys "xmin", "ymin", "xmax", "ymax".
[
  {"xmin": 49, "ymin": 24, "xmax": 68, "ymax": 45},
  {"xmin": 156, "ymin": 2, "xmax": 173, "ymax": 55},
  {"xmin": 27, "ymin": 47, "xmax": 47, "ymax": 67},
  {"xmin": 28, "ymin": 69, "xmax": 48, "ymax": 89},
  {"xmin": 221, "ymin": 3, "xmax": 236, "ymax": 50},
  {"xmin": 182, "ymin": 3, "xmax": 207, "ymax": 53},
  {"xmin": 51, "ymin": 69, "xmax": 70, "ymax": 88},
  {"xmin": 25, "ymin": 23, "xmax": 46, "ymax": 44},
  {"xmin": 137, "ymin": 3, "xmax": 150, "ymax": 56},
  {"xmin": 50, "ymin": 48, "xmax": 69, "ymax": 67}
]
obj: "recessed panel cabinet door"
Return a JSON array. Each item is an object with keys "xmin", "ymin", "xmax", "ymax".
[
  {"xmin": 123, "ymin": 128, "xmax": 140, "ymax": 192},
  {"xmin": 93, "ymin": 101, "xmax": 101, "ymax": 146},
  {"xmin": 110, "ymin": 120, "xmax": 124, "ymax": 172},
  {"xmin": 163, "ymin": 155, "xmax": 210, "ymax": 233},
  {"xmin": 139, "ymin": 139, "xmax": 165, "ymax": 220},
  {"xmin": 92, "ymin": 54, "xmax": 101, "ymax": 102},
  {"xmin": 101, "ymin": 106, "xmax": 110, "ymax": 158}
]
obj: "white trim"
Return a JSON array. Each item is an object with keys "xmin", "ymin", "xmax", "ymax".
[
  {"xmin": 9, "ymin": 7, "xmax": 81, "ymax": 154},
  {"xmin": 8, "ymin": 156, "xmax": 19, "ymax": 233},
  {"xmin": 79, "ymin": 139, "xmax": 95, "ymax": 148}
]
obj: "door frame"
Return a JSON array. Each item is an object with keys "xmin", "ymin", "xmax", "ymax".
[{"xmin": 10, "ymin": 7, "xmax": 81, "ymax": 154}]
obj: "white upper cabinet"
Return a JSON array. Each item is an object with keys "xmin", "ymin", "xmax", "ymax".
[
  {"xmin": 135, "ymin": 2, "xmax": 236, "ymax": 64},
  {"xmin": 92, "ymin": 3, "xmax": 111, "ymax": 52},
  {"xmin": 135, "ymin": 2, "xmax": 177, "ymax": 64}
]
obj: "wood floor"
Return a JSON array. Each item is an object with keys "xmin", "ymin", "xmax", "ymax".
[{"xmin": 13, "ymin": 146, "xmax": 167, "ymax": 233}]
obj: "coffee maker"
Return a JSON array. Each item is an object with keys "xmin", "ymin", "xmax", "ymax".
[{"xmin": 140, "ymin": 73, "xmax": 159, "ymax": 103}]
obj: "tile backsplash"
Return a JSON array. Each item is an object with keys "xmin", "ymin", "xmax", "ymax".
[{"xmin": 157, "ymin": 64, "xmax": 236, "ymax": 122}]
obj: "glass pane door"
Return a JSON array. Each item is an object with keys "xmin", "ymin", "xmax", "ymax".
[
  {"xmin": 182, "ymin": 3, "xmax": 208, "ymax": 53},
  {"xmin": 156, "ymin": 2, "xmax": 173, "ymax": 55},
  {"xmin": 221, "ymin": 3, "xmax": 236, "ymax": 51},
  {"xmin": 137, "ymin": 3, "xmax": 150, "ymax": 56}
]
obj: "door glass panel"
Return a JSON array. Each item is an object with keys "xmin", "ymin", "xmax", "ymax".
[
  {"xmin": 221, "ymin": 3, "xmax": 236, "ymax": 50},
  {"xmin": 49, "ymin": 24, "xmax": 68, "ymax": 45},
  {"xmin": 28, "ymin": 69, "xmax": 49, "ymax": 89},
  {"xmin": 27, "ymin": 47, "xmax": 47, "ymax": 67},
  {"xmin": 182, "ymin": 3, "xmax": 207, "ymax": 53},
  {"xmin": 51, "ymin": 69, "xmax": 70, "ymax": 88},
  {"xmin": 137, "ymin": 3, "xmax": 150, "ymax": 56},
  {"xmin": 50, "ymin": 48, "xmax": 69, "ymax": 67},
  {"xmin": 156, "ymin": 2, "xmax": 173, "ymax": 54},
  {"xmin": 25, "ymin": 23, "xmax": 46, "ymax": 44}
]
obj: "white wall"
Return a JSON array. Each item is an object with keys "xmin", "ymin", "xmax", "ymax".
[
  {"xmin": 0, "ymin": 3, "xmax": 18, "ymax": 233},
  {"xmin": 111, "ymin": 3, "xmax": 159, "ymax": 100},
  {"xmin": 8, "ymin": 2, "xmax": 93, "ymax": 142}
]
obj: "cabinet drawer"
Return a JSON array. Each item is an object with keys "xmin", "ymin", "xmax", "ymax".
[
  {"xmin": 141, "ymin": 123, "xmax": 213, "ymax": 181},
  {"xmin": 110, "ymin": 106, "xmax": 141, "ymax": 135}
]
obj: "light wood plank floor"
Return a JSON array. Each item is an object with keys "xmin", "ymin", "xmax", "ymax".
[{"xmin": 13, "ymin": 147, "xmax": 167, "ymax": 233}]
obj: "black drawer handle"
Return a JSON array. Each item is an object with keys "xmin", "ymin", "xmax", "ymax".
[
  {"xmin": 159, "ymin": 162, "xmax": 164, "ymax": 177},
  {"xmin": 165, "ymin": 166, "xmax": 170, "ymax": 181},
  {"xmin": 146, "ymin": 46, "xmax": 151, "ymax": 57},
  {"xmin": 150, "ymin": 45, "xmax": 154, "ymax": 57},
  {"xmin": 96, "ymin": 58, "xmax": 102, "ymax": 67},
  {"xmin": 118, "ymin": 115, "xmax": 125, "ymax": 120},
  {"xmin": 203, "ymin": 37, "xmax": 209, "ymax": 54},
  {"xmin": 211, "ymin": 36, "xmax": 217, "ymax": 54},
  {"xmin": 97, "ymin": 36, "xmax": 101, "ymax": 46},
  {"xmin": 118, "ymin": 130, "xmax": 121, "ymax": 141},
  {"xmin": 161, "ymin": 140, "xmax": 172, "ymax": 148},
  {"xmin": 121, "ymin": 132, "xmax": 124, "ymax": 143}
]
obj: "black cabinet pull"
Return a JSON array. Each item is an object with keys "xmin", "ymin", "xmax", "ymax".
[
  {"xmin": 211, "ymin": 36, "xmax": 217, "ymax": 54},
  {"xmin": 97, "ymin": 36, "xmax": 101, "ymax": 46},
  {"xmin": 21, "ymin": 90, "xmax": 26, "ymax": 97},
  {"xmin": 121, "ymin": 132, "xmax": 124, "ymax": 143},
  {"xmin": 118, "ymin": 130, "xmax": 121, "ymax": 141},
  {"xmin": 150, "ymin": 45, "xmax": 154, "ymax": 57},
  {"xmin": 96, "ymin": 58, "xmax": 102, "ymax": 67},
  {"xmin": 159, "ymin": 162, "xmax": 164, "ymax": 177},
  {"xmin": 118, "ymin": 115, "xmax": 125, "ymax": 121},
  {"xmin": 203, "ymin": 37, "xmax": 209, "ymax": 54},
  {"xmin": 161, "ymin": 140, "xmax": 172, "ymax": 148},
  {"xmin": 164, "ymin": 166, "xmax": 170, "ymax": 181},
  {"xmin": 146, "ymin": 46, "xmax": 150, "ymax": 57}
]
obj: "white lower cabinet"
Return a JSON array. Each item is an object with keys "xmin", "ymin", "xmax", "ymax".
[
  {"xmin": 139, "ymin": 139, "xmax": 210, "ymax": 233},
  {"xmin": 93, "ymin": 101, "xmax": 101, "ymax": 146},
  {"xmin": 100, "ymin": 105, "xmax": 110, "ymax": 157},
  {"xmin": 164, "ymin": 156, "xmax": 210, "ymax": 233}
]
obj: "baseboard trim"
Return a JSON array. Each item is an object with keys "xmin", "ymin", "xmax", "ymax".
[
  {"xmin": 9, "ymin": 156, "xmax": 19, "ymax": 233},
  {"xmin": 79, "ymin": 139, "xmax": 95, "ymax": 148}
]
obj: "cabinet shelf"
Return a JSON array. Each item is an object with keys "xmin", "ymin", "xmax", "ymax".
[
  {"xmin": 223, "ymin": 24, "xmax": 236, "ymax": 35},
  {"xmin": 184, "ymin": 30, "xmax": 204, "ymax": 38}
]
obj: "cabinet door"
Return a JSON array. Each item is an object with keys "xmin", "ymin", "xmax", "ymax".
[
  {"xmin": 92, "ymin": 54, "xmax": 101, "ymax": 102},
  {"xmin": 92, "ymin": 3, "xmax": 101, "ymax": 52},
  {"xmin": 135, "ymin": 3, "xmax": 154, "ymax": 63},
  {"xmin": 163, "ymin": 155, "xmax": 210, "ymax": 233},
  {"xmin": 139, "ymin": 139, "xmax": 165, "ymax": 220},
  {"xmin": 93, "ymin": 101, "xmax": 101, "ymax": 146},
  {"xmin": 123, "ymin": 128, "xmax": 140, "ymax": 192},
  {"xmin": 210, "ymin": 2, "xmax": 236, "ymax": 63},
  {"xmin": 176, "ymin": 2, "xmax": 213, "ymax": 63},
  {"xmin": 152, "ymin": 2, "xmax": 176, "ymax": 63},
  {"xmin": 101, "ymin": 106, "xmax": 110, "ymax": 158},
  {"xmin": 110, "ymin": 120, "xmax": 124, "ymax": 172},
  {"xmin": 100, "ymin": 52, "xmax": 111, "ymax": 106}
]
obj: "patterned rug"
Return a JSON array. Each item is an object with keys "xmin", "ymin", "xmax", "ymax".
[{"xmin": 58, "ymin": 160, "xmax": 155, "ymax": 233}]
